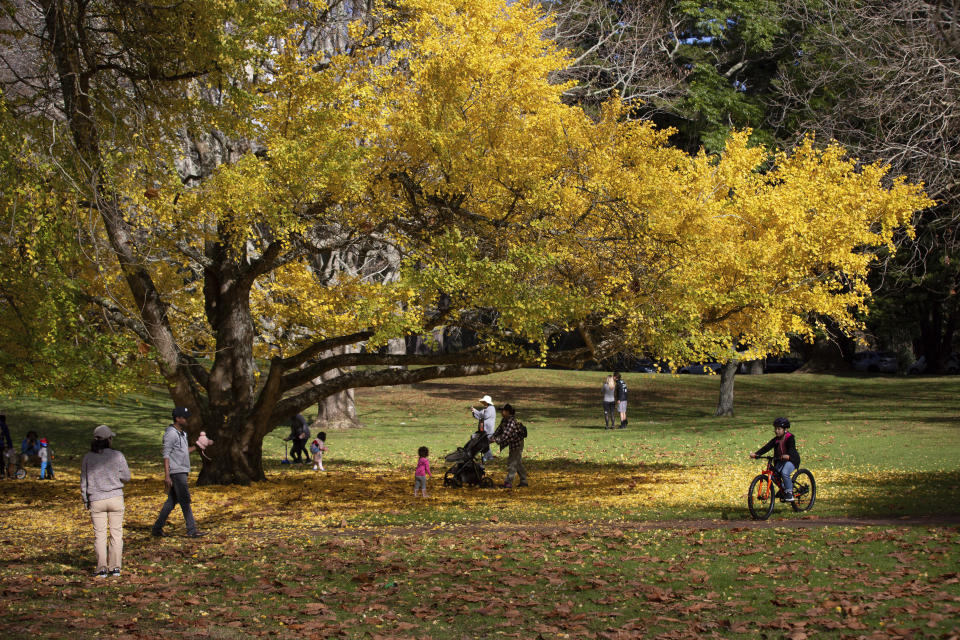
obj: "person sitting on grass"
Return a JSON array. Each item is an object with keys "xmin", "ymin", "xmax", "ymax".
[
  {"xmin": 750, "ymin": 417, "xmax": 800, "ymax": 501},
  {"xmin": 21, "ymin": 430, "xmax": 41, "ymax": 468}
]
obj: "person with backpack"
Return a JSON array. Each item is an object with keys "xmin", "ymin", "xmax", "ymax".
[
  {"xmin": 750, "ymin": 417, "xmax": 801, "ymax": 502},
  {"xmin": 489, "ymin": 403, "xmax": 527, "ymax": 489},
  {"xmin": 310, "ymin": 431, "xmax": 327, "ymax": 471},
  {"xmin": 613, "ymin": 371, "xmax": 628, "ymax": 429}
]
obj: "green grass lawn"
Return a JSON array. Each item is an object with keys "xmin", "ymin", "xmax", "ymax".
[{"xmin": 1, "ymin": 370, "xmax": 958, "ymax": 638}]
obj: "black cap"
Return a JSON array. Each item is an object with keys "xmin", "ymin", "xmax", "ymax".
[{"xmin": 172, "ymin": 406, "xmax": 191, "ymax": 420}]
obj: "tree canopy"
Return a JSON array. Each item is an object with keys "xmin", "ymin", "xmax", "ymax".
[{"xmin": 0, "ymin": 0, "xmax": 931, "ymax": 483}]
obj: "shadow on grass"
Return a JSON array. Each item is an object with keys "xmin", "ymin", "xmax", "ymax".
[
  {"xmin": 410, "ymin": 375, "xmax": 960, "ymax": 430},
  {"xmin": 825, "ymin": 469, "xmax": 960, "ymax": 518}
]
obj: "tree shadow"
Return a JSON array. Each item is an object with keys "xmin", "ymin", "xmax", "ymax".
[{"xmin": 825, "ymin": 469, "xmax": 960, "ymax": 518}]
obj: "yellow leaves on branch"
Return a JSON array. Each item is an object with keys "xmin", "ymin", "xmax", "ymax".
[{"xmin": 46, "ymin": 0, "xmax": 933, "ymax": 359}]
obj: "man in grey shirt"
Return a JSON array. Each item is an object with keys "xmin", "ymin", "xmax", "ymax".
[{"xmin": 151, "ymin": 406, "xmax": 206, "ymax": 538}]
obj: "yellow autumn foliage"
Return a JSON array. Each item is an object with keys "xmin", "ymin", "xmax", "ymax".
[
  {"xmin": 78, "ymin": 0, "xmax": 932, "ymax": 365},
  {"xmin": 0, "ymin": 461, "xmax": 942, "ymax": 539}
]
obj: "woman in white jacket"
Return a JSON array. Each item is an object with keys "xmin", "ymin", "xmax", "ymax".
[{"xmin": 80, "ymin": 424, "xmax": 131, "ymax": 578}]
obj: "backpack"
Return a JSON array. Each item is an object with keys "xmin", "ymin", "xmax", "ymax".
[
  {"xmin": 518, "ymin": 421, "xmax": 527, "ymax": 439},
  {"xmin": 310, "ymin": 440, "xmax": 320, "ymax": 455}
]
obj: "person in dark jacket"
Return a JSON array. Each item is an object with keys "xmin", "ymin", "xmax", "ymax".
[
  {"xmin": 284, "ymin": 414, "xmax": 310, "ymax": 464},
  {"xmin": 20, "ymin": 430, "xmax": 41, "ymax": 467},
  {"xmin": 0, "ymin": 414, "xmax": 11, "ymax": 449},
  {"xmin": 750, "ymin": 417, "xmax": 800, "ymax": 501},
  {"xmin": 613, "ymin": 372, "xmax": 628, "ymax": 429}
]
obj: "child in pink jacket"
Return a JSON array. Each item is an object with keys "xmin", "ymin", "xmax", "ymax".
[{"xmin": 414, "ymin": 446, "xmax": 431, "ymax": 497}]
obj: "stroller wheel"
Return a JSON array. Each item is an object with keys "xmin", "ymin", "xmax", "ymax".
[{"xmin": 480, "ymin": 477, "xmax": 494, "ymax": 488}]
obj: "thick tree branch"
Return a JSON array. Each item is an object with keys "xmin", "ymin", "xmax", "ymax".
[{"xmin": 269, "ymin": 361, "xmax": 524, "ymax": 427}]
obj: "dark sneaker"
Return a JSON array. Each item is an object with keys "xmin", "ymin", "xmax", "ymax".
[
  {"xmin": 186, "ymin": 530, "xmax": 208, "ymax": 538},
  {"xmin": 108, "ymin": 568, "xmax": 121, "ymax": 577},
  {"xmin": 784, "ymin": 493, "xmax": 795, "ymax": 502},
  {"xmin": 92, "ymin": 569, "xmax": 108, "ymax": 578},
  {"xmin": 518, "ymin": 482, "xmax": 529, "ymax": 487},
  {"xmin": 151, "ymin": 529, "xmax": 164, "ymax": 537}
]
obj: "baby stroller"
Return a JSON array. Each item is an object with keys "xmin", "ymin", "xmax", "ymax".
[
  {"xmin": 443, "ymin": 430, "xmax": 494, "ymax": 488},
  {"xmin": 3, "ymin": 449, "xmax": 26, "ymax": 479}
]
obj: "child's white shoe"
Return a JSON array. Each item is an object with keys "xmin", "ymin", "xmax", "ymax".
[{"xmin": 312, "ymin": 465, "xmax": 318, "ymax": 470}]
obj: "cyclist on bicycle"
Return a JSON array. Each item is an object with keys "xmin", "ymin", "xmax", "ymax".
[{"xmin": 750, "ymin": 417, "xmax": 801, "ymax": 501}]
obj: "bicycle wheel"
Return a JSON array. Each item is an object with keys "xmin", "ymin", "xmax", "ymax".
[
  {"xmin": 791, "ymin": 469, "xmax": 816, "ymax": 512},
  {"xmin": 748, "ymin": 474, "xmax": 775, "ymax": 520}
]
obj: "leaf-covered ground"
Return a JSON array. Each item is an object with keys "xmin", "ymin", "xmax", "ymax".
[
  {"xmin": 2, "ymin": 371, "xmax": 959, "ymax": 637},
  {"xmin": 2, "ymin": 516, "xmax": 958, "ymax": 639}
]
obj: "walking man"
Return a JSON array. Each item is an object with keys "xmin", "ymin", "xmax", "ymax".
[
  {"xmin": 152, "ymin": 406, "xmax": 206, "ymax": 538},
  {"xmin": 614, "ymin": 372, "xmax": 628, "ymax": 429},
  {"xmin": 489, "ymin": 403, "xmax": 527, "ymax": 489}
]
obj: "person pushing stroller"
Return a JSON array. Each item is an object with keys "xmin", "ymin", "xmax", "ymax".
[{"xmin": 470, "ymin": 395, "xmax": 496, "ymax": 462}]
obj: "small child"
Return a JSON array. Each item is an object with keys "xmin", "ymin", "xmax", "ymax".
[
  {"xmin": 310, "ymin": 432, "xmax": 328, "ymax": 471},
  {"xmin": 750, "ymin": 417, "xmax": 800, "ymax": 501},
  {"xmin": 414, "ymin": 446, "xmax": 431, "ymax": 497},
  {"xmin": 38, "ymin": 438, "xmax": 54, "ymax": 480}
]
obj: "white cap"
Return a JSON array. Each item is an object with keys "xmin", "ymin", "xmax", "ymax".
[
  {"xmin": 479, "ymin": 395, "xmax": 493, "ymax": 404},
  {"xmin": 93, "ymin": 424, "xmax": 116, "ymax": 439}
]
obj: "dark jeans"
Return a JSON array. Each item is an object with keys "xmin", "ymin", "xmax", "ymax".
[
  {"xmin": 602, "ymin": 401, "xmax": 616, "ymax": 426},
  {"xmin": 152, "ymin": 472, "xmax": 198, "ymax": 534},
  {"xmin": 289, "ymin": 438, "xmax": 308, "ymax": 462}
]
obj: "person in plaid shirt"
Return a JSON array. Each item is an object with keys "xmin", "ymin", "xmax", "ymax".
[{"xmin": 489, "ymin": 404, "xmax": 527, "ymax": 489}]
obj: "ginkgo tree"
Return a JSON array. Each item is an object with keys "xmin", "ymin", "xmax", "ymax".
[{"xmin": 0, "ymin": 0, "xmax": 930, "ymax": 484}]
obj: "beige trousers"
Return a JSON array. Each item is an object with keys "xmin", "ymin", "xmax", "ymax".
[{"xmin": 90, "ymin": 496, "xmax": 124, "ymax": 571}]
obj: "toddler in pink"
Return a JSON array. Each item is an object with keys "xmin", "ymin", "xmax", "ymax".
[{"xmin": 414, "ymin": 446, "xmax": 431, "ymax": 497}]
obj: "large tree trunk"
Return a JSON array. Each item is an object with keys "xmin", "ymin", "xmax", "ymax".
[
  {"xmin": 196, "ymin": 415, "xmax": 264, "ymax": 485},
  {"xmin": 714, "ymin": 361, "xmax": 738, "ymax": 417},
  {"xmin": 195, "ymin": 257, "xmax": 267, "ymax": 485},
  {"xmin": 742, "ymin": 359, "xmax": 764, "ymax": 375},
  {"xmin": 315, "ymin": 388, "xmax": 360, "ymax": 431},
  {"xmin": 311, "ymin": 347, "xmax": 363, "ymax": 431},
  {"xmin": 917, "ymin": 292, "xmax": 958, "ymax": 373}
]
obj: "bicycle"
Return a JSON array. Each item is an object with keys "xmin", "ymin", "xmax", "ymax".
[{"xmin": 747, "ymin": 456, "xmax": 816, "ymax": 520}]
